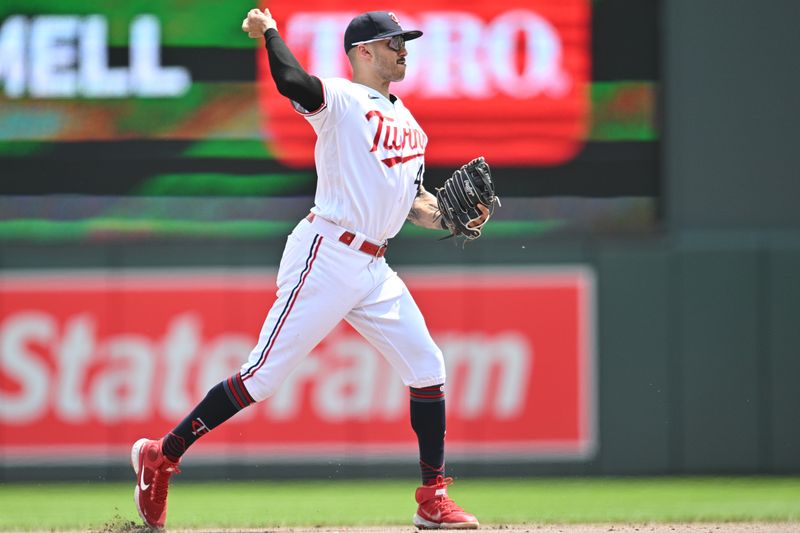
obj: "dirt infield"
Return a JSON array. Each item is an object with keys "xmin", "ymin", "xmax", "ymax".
[{"xmin": 89, "ymin": 525, "xmax": 800, "ymax": 533}]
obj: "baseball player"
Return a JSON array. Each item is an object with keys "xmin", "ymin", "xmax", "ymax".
[{"xmin": 132, "ymin": 8, "xmax": 496, "ymax": 530}]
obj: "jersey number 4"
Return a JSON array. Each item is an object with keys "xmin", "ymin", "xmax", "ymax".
[{"xmin": 414, "ymin": 165, "xmax": 423, "ymax": 188}]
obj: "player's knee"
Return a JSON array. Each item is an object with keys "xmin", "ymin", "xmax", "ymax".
[{"xmin": 406, "ymin": 355, "xmax": 446, "ymax": 389}]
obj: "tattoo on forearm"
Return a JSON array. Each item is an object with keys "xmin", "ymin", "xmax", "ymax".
[
  {"xmin": 429, "ymin": 202, "xmax": 442, "ymax": 227},
  {"xmin": 433, "ymin": 210, "xmax": 444, "ymax": 229},
  {"xmin": 407, "ymin": 186, "xmax": 448, "ymax": 230}
]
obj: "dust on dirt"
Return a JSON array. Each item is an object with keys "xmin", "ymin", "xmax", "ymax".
[{"xmin": 90, "ymin": 509, "xmax": 150, "ymax": 533}]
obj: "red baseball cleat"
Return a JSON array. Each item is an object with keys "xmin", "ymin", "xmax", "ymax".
[
  {"xmin": 131, "ymin": 438, "xmax": 181, "ymax": 528},
  {"xmin": 413, "ymin": 476, "xmax": 479, "ymax": 529}
]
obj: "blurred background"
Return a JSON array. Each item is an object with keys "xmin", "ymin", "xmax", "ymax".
[{"xmin": 0, "ymin": 0, "xmax": 798, "ymax": 483}]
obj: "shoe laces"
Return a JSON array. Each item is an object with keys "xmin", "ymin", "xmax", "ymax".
[
  {"xmin": 152, "ymin": 463, "xmax": 181, "ymax": 505},
  {"xmin": 427, "ymin": 477, "xmax": 465, "ymax": 515},
  {"xmin": 432, "ymin": 496, "xmax": 465, "ymax": 516}
]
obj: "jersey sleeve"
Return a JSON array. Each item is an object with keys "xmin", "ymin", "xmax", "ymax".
[{"xmin": 292, "ymin": 78, "xmax": 354, "ymax": 132}]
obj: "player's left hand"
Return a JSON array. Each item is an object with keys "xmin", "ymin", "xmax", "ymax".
[
  {"xmin": 242, "ymin": 8, "xmax": 277, "ymax": 38},
  {"xmin": 436, "ymin": 157, "xmax": 499, "ymax": 240}
]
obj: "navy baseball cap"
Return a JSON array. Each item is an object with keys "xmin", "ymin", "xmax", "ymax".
[{"xmin": 343, "ymin": 11, "xmax": 423, "ymax": 52}]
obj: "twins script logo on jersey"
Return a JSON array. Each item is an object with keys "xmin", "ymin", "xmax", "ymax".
[{"xmin": 366, "ymin": 110, "xmax": 427, "ymax": 168}]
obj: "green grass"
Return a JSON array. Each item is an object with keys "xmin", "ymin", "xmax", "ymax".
[{"xmin": 0, "ymin": 477, "xmax": 798, "ymax": 531}]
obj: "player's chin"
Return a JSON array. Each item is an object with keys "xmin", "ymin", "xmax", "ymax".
[{"xmin": 393, "ymin": 64, "xmax": 407, "ymax": 81}]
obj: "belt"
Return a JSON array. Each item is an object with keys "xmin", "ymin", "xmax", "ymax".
[{"xmin": 305, "ymin": 213, "xmax": 387, "ymax": 258}]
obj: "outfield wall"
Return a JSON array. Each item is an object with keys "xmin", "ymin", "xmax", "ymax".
[{"xmin": 1, "ymin": 234, "xmax": 799, "ymax": 481}]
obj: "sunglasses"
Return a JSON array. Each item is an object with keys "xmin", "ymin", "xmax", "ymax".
[{"xmin": 351, "ymin": 35, "xmax": 406, "ymax": 51}]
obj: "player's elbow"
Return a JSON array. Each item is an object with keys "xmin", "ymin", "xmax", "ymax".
[{"xmin": 274, "ymin": 70, "xmax": 311, "ymax": 98}]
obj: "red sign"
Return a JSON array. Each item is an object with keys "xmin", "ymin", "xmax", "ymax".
[
  {"xmin": 0, "ymin": 268, "xmax": 594, "ymax": 463},
  {"xmin": 257, "ymin": 1, "xmax": 591, "ymax": 167}
]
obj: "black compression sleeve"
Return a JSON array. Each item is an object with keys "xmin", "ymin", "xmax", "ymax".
[{"xmin": 264, "ymin": 28, "xmax": 324, "ymax": 113}]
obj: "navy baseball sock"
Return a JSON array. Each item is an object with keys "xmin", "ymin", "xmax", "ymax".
[
  {"xmin": 410, "ymin": 385, "xmax": 446, "ymax": 485},
  {"xmin": 161, "ymin": 373, "xmax": 256, "ymax": 462}
]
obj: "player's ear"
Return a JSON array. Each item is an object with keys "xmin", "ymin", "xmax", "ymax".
[{"xmin": 356, "ymin": 44, "xmax": 374, "ymax": 60}]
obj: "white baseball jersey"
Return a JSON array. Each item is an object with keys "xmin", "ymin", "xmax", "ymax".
[
  {"xmin": 295, "ymin": 77, "xmax": 428, "ymax": 243},
  {"xmin": 239, "ymin": 77, "xmax": 445, "ymax": 403}
]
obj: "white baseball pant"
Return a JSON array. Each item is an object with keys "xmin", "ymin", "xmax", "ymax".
[{"xmin": 240, "ymin": 215, "xmax": 446, "ymax": 401}]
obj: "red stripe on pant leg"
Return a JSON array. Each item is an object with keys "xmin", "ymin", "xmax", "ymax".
[
  {"xmin": 243, "ymin": 235, "xmax": 323, "ymax": 382},
  {"xmin": 241, "ymin": 235, "xmax": 322, "ymax": 380}
]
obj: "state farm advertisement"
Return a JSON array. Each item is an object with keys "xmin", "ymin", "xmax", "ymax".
[
  {"xmin": 0, "ymin": 268, "xmax": 595, "ymax": 464},
  {"xmin": 258, "ymin": 0, "xmax": 591, "ymax": 167}
]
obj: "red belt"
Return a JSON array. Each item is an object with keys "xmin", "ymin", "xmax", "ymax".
[{"xmin": 305, "ymin": 213, "xmax": 387, "ymax": 258}]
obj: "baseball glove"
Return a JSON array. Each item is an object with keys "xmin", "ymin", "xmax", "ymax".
[{"xmin": 436, "ymin": 156, "xmax": 500, "ymax": 240}]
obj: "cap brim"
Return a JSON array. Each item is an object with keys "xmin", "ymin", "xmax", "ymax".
[
  {"xmin": 375, "ymin": 29, "xmax": 423, "ymax": 41},
  {"xmin": 400, "ymin": 30, "xmax": 423, "ymax": 41}
]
